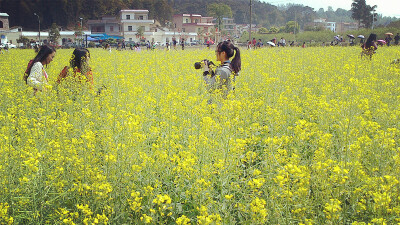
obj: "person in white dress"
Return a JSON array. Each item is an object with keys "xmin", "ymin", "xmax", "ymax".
[{"xmin": 24, "ymin": 45, "xmax": 56, "ymax": 93}]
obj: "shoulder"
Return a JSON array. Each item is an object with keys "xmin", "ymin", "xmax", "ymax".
[
  {"xmin": 30, "ymin": 62, "xmax": 43, "ymax": 73},
  {"xmin": 32, "ymin": 62, "xmax": 43, "ymax": 68},
  {"xmin": 216, "ymin": 64, "xmax": 232, "ymax": 78}
]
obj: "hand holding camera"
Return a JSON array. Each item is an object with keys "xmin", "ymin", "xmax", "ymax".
[
  {"xmin": 194, "ymin": 59, "xmax": 216, "ymax": 76},
  {"xmin": 194, "ymin": 59, "xmax": 216, "ymax": 70}
]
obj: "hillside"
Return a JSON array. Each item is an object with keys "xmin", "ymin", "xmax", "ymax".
[{"xmin": 0, "ymin": 0, "xmax": 397, "ymax": 30}]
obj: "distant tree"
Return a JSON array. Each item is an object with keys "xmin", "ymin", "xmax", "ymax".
[
  {"xmin": 269, "ymin": 26, "xmax": 279, "ymax": 33},
  {"xmin": 285, "ymin": 21, "xmax": 299, "ymax": 33},
  {"xmin": 258, "ymin": 27, "xmax": 268, "ymax": 34},
  {"xmin": 317, "ymin": 8, "xmax": 326, "ymax": 18},
  {"xmin": 74, "ymin": 22, "xmax": 83, "ymax": 45},
  {"xmin": 207, "ymin": 3, "xmax": 233, "ymax": 32},
  {"xmin": 351, "ymin": 0, "xmax": 377, "ymax": 28},
  {"xmin": 49, "ymin": 23, "xmax": 61, "ymax": 44},
  {"xmin": 17, "ymin": 35, "xmax": 30, "ymax": 48},
  {"xmin": 136, "ymin": 26, "xmax": 144, "ymax": 39}
]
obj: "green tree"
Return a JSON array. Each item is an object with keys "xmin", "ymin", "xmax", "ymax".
[
  {"xmin": 136, "ymin": 26, "xmax": 144, "ymax": 39},
  {"xmin": 258, "ymin": 27, "xmax": 268, "ymax": 34},
  {"xmin": 16, "ymin": 35, "xmax": 30, "ymax": 48},
  {"xmin": 207, "ymin": 3, "xmax": 233, "ymax": 33},
  {"xmin": 285, "ymin": 21, "xmax": 299, "ymax": 33},
  {"xmin": 49, "ymin": 23, "xmax": 61, "ymax": 44},
  {"xmin": 269, "ymin": 26, "xmax": 279, "ymax": 33},
  {"xmin": 351, "ymin": 0, "xmax": 377, "ymax": 28}
]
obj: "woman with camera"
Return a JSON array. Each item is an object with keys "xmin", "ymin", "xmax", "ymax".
[{"xmin": 201, "ymin": 40, "xmax": 241, "ymax": 99}]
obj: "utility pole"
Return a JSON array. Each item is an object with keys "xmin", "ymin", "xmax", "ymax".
[
  {"xmin": 371, "ymin": 11, "xmax": 375, "ymax": 29},
  {"xmin": 294, "ymin": 12, "xmax": 296, "ymax": 42},
  {"xmin": 249, "ymin": 0, "xmax": 252, "ymax": 44},
  {"xmin": 80, "ymin": 17, "xmax": 83, "ymax": 47},
  {"xmin": 34, "ymin": 13, "xmax": 40, "ymax": 45}
]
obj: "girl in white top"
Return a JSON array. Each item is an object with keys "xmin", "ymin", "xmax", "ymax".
[{"xmin": 24, "ymin": 45, "xmax": 56, "ymax": 92}]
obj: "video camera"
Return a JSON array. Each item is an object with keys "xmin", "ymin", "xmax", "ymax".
[{"xmin": 194, "ymin": 59, "xmax": 216, "ymax": 70}]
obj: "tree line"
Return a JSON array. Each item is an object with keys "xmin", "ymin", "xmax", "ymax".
[
  {"xmin": 0, "ymin": 0, "xmax": 397, "ymax": 30},
  {"xmin": 0, "ymin": 0, "xmax": 172, "ymax": 30}
]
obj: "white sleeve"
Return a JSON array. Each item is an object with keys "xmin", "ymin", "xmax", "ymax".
[{"xmin": 27, "ymin": 62, "xmax": 44, "ymax": 90}]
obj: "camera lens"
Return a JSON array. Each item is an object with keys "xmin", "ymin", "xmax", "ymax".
[{"xmin": 194, "ymin": 62, "xmax": 202, "ymax": 69}]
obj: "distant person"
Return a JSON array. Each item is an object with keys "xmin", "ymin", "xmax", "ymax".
[
  {"xmin": 302, "ymin": 42, "xmax": 306, "ymax": 48},
  {"xmin": 181, "ymin": 38, "xmax": 185, "ymax": 50},
  {"xmin": 57, "ymin": 48, "xmax": 93, "ymax": 88},
  {"xmin": 385, "ymin": 35, "xmax": 392, "ymax": 46},
  {"xmin": 146, "ymin": 41, "xmax": 151, "ymax": 50},
  {"xmin": 166, "ymin": 42, "xmax": 170, "ymax": 51},
  {"xmin": 395, "ymin": 33, "xmax": 400, "ymax": 45},
  {"xmin": 247, "ymin": 40, "xmax": 251, "ymax": 49},
  {"xmin": 279, "ymin": 37, "xmax": 286, "ymax": 47},
  {"xmin": 252, "ymin": 38, "xmax": 256, "ymax": 48},
  {"xmin": 24, "ymin": 45, "xmax": 56, "ymax": 93},
  {"xmin": 135, "ymin": 43, "xmax": 141, "ymax": 52},
  {"xmin": 173, "ymin": 38, "xmax": 177, "ymax": 50},
  {"xmin": 361, "ymin": 33, "xmax": 378, "ymax": 59},
  {"xmin": 257, "ymin": 39, "xmax": 263, "ymax": 48}
]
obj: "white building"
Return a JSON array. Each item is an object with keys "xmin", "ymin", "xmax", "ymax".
[
  {"xmin": 0, "ymin": 12, "xmax": 10, "ymax": 44},
  {"xmin": 119, "ymin": 9, "xmax": 154, "ymax": 42},
  {"xmin": 308, "ymin": 18, "xmax": 336, "ymax": 32},
  {"xmin": 4, "ymin": 27, "xmax": 91, "ymax": 47}
]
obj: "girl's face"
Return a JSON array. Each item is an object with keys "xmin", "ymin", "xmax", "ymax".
[
  {"xmin": 44, "ymin": 52, "xmax": 56, "ymax": 65},
  {"xmin": 215, "ymin": 48, "xmax": 227, "ymax": 62}
]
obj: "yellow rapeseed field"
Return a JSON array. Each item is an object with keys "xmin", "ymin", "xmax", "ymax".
[{"xmin": 0, "ymin": 46, "xmax": 400, "ymax": 224}]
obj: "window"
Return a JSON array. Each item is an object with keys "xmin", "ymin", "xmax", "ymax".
[
  {"xmin": 182, "ymin": 28, "xmax": 185, "ymax": 32},
  {"xmin": 0, "ymin": 21, "xmax": 3, "ymax": 28},
  {"xmin": 139, "ymin": 15, "xmax": 144, "ymax": 20},
  {"xmin": 126, "ymin": 15, "xmax": 130, "ymax": 20},
  {"xmin": 129, "ymin": 38, "xmax": 132, "ymax": 41},
  {"xmin": 110, "ymin": 26, "xmax": 114, "ymax": 32},
  {"xmin": 195, "ymin": 19, "xmax": 198, "ymax": 23},
  {"xmin": 128, "ymin": 26, "xmax": 132, "ymax": 31}
]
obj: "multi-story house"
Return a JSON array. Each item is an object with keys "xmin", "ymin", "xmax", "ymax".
[
  {"xmin": 0, "ymin": 13, "xmax": 10, "ymax": 44},
  {"xmin": 173, "ymin": 14, "xmax": 214, "ymax": 43},
  {"xmin": 119, "ymin": 9, "xmax": 154, "ymax": 42},
  {"xmin": 88, "ymin": 16, "xmax": 121, "ymax": 36},
  {"xmin": 221, "ymin": 18, "xmax": 236, "ymax": 37}
]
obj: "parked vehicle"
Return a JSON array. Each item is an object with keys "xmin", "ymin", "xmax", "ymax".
[{"xmin": 1, "ymin": 43, "xmax": 17, "ymax": 48}]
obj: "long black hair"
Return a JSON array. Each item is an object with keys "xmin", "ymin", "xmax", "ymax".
[
  {"xmin": 70, "ymin": 48, "xmax": 90, "ymax": 71},
  {"xmin": 24, "ymin": 45, "xmax": 56, "ymax": 83},
  {"xmin": 216, "ymin": 41, "xmax": 241, "ymax": 74},
  {"xmin": 365, "ymin": 33, "xmax": 377, "ymax": 49}
]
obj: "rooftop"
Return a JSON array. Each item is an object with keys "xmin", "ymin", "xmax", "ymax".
[
  {"xmin": 120, "ymin": 9, "xmax": 149, "ymax": 13},
  {"xmin": 0, "ymin": 13, "xmax": 10, "ymax": 17}
]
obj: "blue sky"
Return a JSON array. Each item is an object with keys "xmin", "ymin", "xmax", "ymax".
[{"xmin": 259, "ymin": 0, "xmax": 400, "ymax": 17}]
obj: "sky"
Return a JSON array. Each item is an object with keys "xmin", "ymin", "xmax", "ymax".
[{"xmin": 260, "ymin": 0, "xmax": 400, "ymax": 17}]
